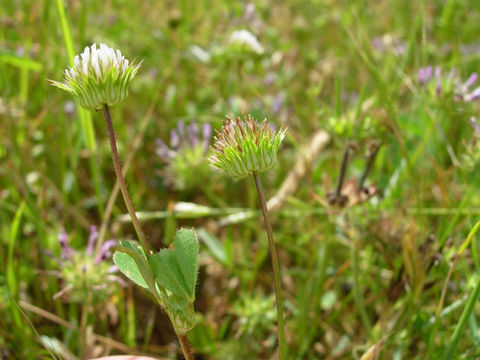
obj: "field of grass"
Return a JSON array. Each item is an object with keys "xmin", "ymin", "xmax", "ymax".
[{"xmin": 3, "ymin": 0, "xmax": 480, "ymax": 359}]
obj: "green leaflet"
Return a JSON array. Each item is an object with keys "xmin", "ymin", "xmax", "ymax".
[
  {"xmin": 113, "ymin": 241, "xmax": 156, "ymax": 295},
  {"xmin": 150, "ymin": 228, "xmax": 199, "ymax": 302}
]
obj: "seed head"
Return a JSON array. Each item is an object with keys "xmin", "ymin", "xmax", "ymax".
[
  {"xmin": 209, "ymin": 114, "xmax": 286, "ymax": 179},
  {"xmin": 50, "ymin": 43, "xmax": 141, "ymax": 111}
]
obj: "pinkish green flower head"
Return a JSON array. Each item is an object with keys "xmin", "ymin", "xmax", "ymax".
[
  {"xmin": 209, "ymin": 114, "xmax": 286, "ymax": 179},
  {"xmin": 50, "ymin": 43, "xmax": 141, "ymax": 111}
]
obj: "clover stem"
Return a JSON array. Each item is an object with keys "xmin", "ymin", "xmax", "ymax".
[
  {"xmin": 336, "ymin": 142, "xmax": 352, "ymax": 199},
  {"xmin": 105, "ymin": 105, "xmax": 195, "ymax": 359},
  {"xmin": 252, "ymin": 172, "xmax": 287, "ymax": 360},
  {"xmin": 178, "ymin": 333, "xmax": 195, "ymax": 360},
  {"xmin": 79, "ymin": 291, "xmax": 91, "ymax": 359},
  {"xmin": 103, "ymin": 105, "xmax": 150, "ymax": 254}
]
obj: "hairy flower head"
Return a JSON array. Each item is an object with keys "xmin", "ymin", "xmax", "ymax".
[
  {"xmin": 54, "ymin": 226, "xmax": 121, "ymax": 303},
  {"xmin": 156, "ymin": 121, "xmax": 213, "ymax": 190},
  {"xmin": 228, "ymin": 29, "xmax": 264, "ymax": 54},
  {"xmin": 209, "ymin": 114, "xmax": 286, "ymax": 179},
  {"xmin": 418, "ymin": 66, "xmax": 480, "ymax": 102},
  {"xmin": 50, "ymin": 43, "xmax": 141, "ymax": 111}
]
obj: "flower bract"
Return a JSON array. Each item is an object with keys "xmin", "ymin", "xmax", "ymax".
[
  {"xmin": 209, "ymin": 114, "xmax": 285, "ymax": 179},
  {"xmin": 50, "ymin": 43, "xmax": 141, "ymax": 111}
]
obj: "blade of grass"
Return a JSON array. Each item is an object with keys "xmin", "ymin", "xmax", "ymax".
[
  {"xmin": 7, "ymin": 201, "xmax": 26, "ymax": 328},
  {"xmin": 428, "ymin": 220, "xmax": 480, "ymax": 359},
  {"xmin": 54, "ymin": 0, "xmax": 104, "ymax": 216},
  {"xmin": 443, "ymin": 274, "xmax": 480, "ymax": 359}
]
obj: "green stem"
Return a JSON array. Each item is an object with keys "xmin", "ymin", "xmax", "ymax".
[
  {"xmin": 443, "ymin": 277, "xmax": 480, "ymax": 359},
  {"xmin": 252, "ymin": 172, "xmax": 287, "ymax": 360},
  {"xmin": 103, "ymin": 105, "xmax": 150, "ymax": 254},
  {"xmin": 351, "ymin": 236, "xmax": 372, "ymax": 337},
  {"xmin": 79, "ymin": 291, "xmax": 91, "ymax": 359},
  {"xmin": 427, "ymin": 220, "xmax": 480, "ymax": 359},
  {"xmin": 441, "ymin": 220, "xmax": 480, "ymax": 359}
]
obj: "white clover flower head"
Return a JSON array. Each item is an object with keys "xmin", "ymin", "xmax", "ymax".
[
  {"xmin": 209, "ymin": 114, "xmax": 286, "ymax": 179},
  {"xmin": 228, "ymin": 29, "xmax": 264, "ymax": 54},
  {"xmin": 50, "ymin": 43, "xmax": 141, "ymax": 111}
]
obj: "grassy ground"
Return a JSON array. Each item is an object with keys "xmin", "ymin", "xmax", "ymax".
[{"xmin": 2, "ymin": 0, "xmax": 480, "ymax": 359}]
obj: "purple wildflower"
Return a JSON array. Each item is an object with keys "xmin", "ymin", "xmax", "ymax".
[
  {"xmin": 58, "ymin": 228, "xmax": 74, "ymax": 260},
  {"xmin": 464, "ymin": 73, "xmax": 477, "ymax": 88},
  {"xmin": 465, "ymin": 87, "xmax": 480, "ymax": 102},
  {"xmin": 86, "ymin": 225, "xmax": 98, "ymax": 256},
  {"xmin": 94, "ymin": 240, "xmax": 117, "ymax": 264},
  {"xmin": 202, "ymin": 122, "xmax": 212, "ymax": 151},
  {"xmin": 156, "ymin": 121, "xmax": 212, "ymax": 162},
  {"xmin": 155, "ymin": 139, "xmax": 177, "ymax": 160},
  {"xmin": 187, "ymin": 122, "xmax": 199, "ymax": 146},
  {"xmin": 418, "ymin": 66, "xmax": 480, "ymax": 103},
  {"xmin": 470, "ymin": 117, "xmax": 480, "ymax": 135},
  {"xmin": 418, "ymin": 68, "xmax": 425, "ymax": 85},
  {"xmin": 57, "ymin": 226, "xmax": 117, "ymax": 265},
  {"xmin": 171, "ymin": 126, "xmax": 180, "ymax": 148},
  {"xmin": 156, "ymin": 121, "xmax": 214, "ymax": 190},
  {"xmin": 418, "ymin": 66, "xmax": 433, "ymax": 85},
  {"xmin": 372, "ymin": 34, "xmax": 406, "ymax": 56},
  {"xmin": 272, "ymin": 92, "xmax": 286, "ymax": 114},
  {"xmin": 53, "ymin": 227, "xmax": 121, "ymax": 302}
]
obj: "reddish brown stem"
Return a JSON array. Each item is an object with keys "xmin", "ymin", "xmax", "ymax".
[
  {"xmin": 103, "ymin": 105, "xmax": 150, "ymax": 254},
  {"xmin": 253, "ymin": 172, "xmax": 287, "ymax": 359},
  {"xmin": 178, "ymin": 333, "xmax": 194, "ymax": 360}
]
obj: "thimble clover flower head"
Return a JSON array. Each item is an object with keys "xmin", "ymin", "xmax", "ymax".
[
  {"xmin": 54, "ymin": 226, "xmax": 121, "ymax": 303},
  {"xmin": 156, "ymin": 121, "xmax": 213, "ymax": 190},
  {"xmin": 50, "ymin": 43, "xmax": 141, "ymax": 111},
  {"xmin": 209, "ymin": 114, "xmax": 286, "ymax": 179},
  {"xmin": 228, "ymin": 29, "xmax": 264, "ymax": 54}
]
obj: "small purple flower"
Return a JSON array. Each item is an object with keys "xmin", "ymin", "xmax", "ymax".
[
  {"xmin": 271, "ymin": 92, "xmax": 286, "ymax": 114},
  {"xmin": 470, "ymin": 117, "xmax": 480, "ymax": 135},
  {"xmin": 94, "ymin": 240, "xmax": 117, "ymax": 264},
  {"xmin": 418, "ymin": 66, "xmax": 480, "ymax": 103},
  {"xmin": 418, "ymin": 66, "xmax": 433, "ymax": 85},
  {"xmin": 372, "ymin": 35, "xmax": 406, "ymax": 56},
  {"xmin": 187, "ymin": 122, "xmax": 199, "ymax": 147},
  {"xmin": 86, "ymin": 225, "xmax": 98, "ymax": 256},
  {"xmin": 58, "ymin": 228, "xmax": 74, "ymax": 260},
  {"xmin": 202, "ymin": 122, "xmax": 212, "ymax": 151},
  {"xmin": 53, "ymin": 226, "xmax": 121, "ymax": 302},
  {"xmin": 57, "ymin": 226, "xmax": 116, "ymax": 265},
  {"xmin": 464, "ymin": 73, "xmax": 477, "ymax": 88},
  {"xmin": 372, "ymin": 37, "xmax": 384, "ymax": 51},
  {"xmin": 156, "ymin": 121, "xmax": 212, "ymax": 162},
  {"xmin": 171, "ymin": 126, "xmax": 180, "ymax": 148},
  {"xmin": 464, "ymin": 87, "xmax": 480, "ymax": 102},
  {"xmin": 156, "ymin": 121, "xmax": 214, "ymax": 190},
  {"xmin": 418, "ymin": 68, "xmax": 425, "ymax": 85}
]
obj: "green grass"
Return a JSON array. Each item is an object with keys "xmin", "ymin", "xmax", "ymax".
[{"xmin": 2, "ymin": 0, "xmax": 480, "ymax": 359}]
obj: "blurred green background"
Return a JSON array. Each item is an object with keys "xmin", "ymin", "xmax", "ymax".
[{"xmin": 3, "ymin": 0, "xmax": 480, "ymax": 359}]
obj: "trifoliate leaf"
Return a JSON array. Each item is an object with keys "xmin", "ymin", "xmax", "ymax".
[{"xmin": 150, "ymin": 228, "xmax": 199, "ymax": 301}]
